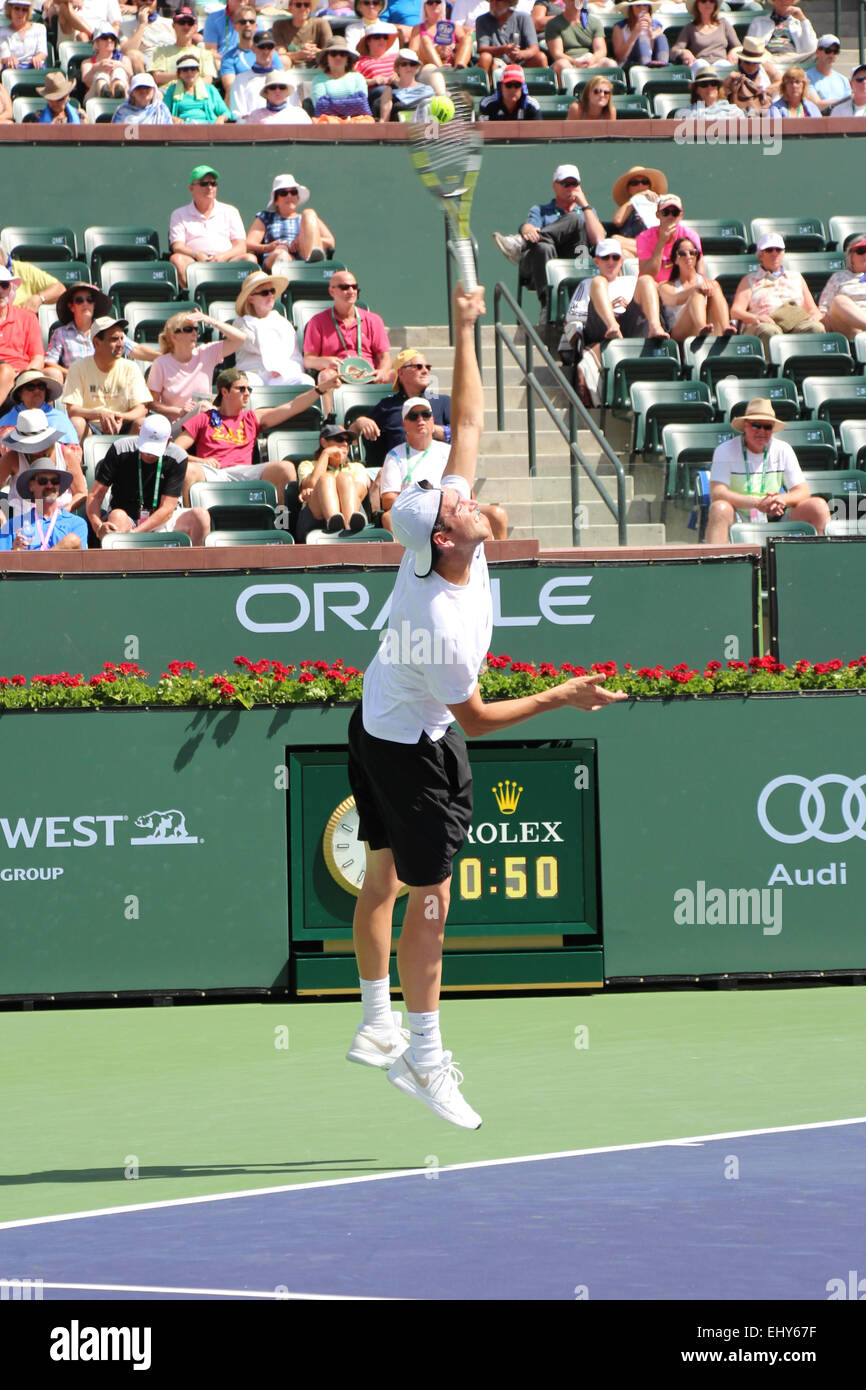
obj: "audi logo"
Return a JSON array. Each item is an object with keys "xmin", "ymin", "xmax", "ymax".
[{"xmin": 757, "ymin": 775, "xmax": 866, "ymax": 844}]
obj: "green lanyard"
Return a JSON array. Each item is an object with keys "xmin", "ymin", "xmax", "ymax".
[
  {"xmin": 139, "ymin": 454, "xmax": 163, "ymax": 512},
  {"xmin": 742, "ymin": 438, "xmax": 769, "ymax": 495},
  {"xmin": 403, "ymin": 442, "xmax": 432, "ymax": 483},
  {"xmin": 331, "ymin": 307, "xmax": 361, "ymax": 357}
]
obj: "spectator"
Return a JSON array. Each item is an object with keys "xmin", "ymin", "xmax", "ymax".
[
  {"xmin": 32, "ymin": 70, "xmax": 85, "ymax": 123},
  {"xmin": 746, "ymin": 0, "xmax": 817, "ymax": 62},
  {"xmin": 219, "ymin": 6, "xmax": 270, "ymax": 101},
  {"xmin": 61, "ymin": 316, "xmax": 152, "ymax": 441},
  {"xmin": 202, "ymin": 0, "xmax": 249, "ymax": 60},
  {"xmin": 356, "ymin": 20, "xmax": 400, "ymax": 106},
  {"xmin": 175, "ymin": 365, "xmax": 338, "ymax": 501},
  {"xmin": 148, "ymin": 7, "xmax": 219, "ymax": 87},
  {"xmin": 81, "ymin": 27, "xmax": 132, "ymax": 100},
  {"xmin": 164, "ymin": 54, "xmax": 231, "ymax": 122},
  {"xmin": 247, "ymin": 175, "xmax": 334, "ymax": 273},
  {"xmin": 608, "ymin": 164, "xmax": 667, "ymax": 257},
  {"xmin": 232, "ymin": 270, "xmax": 315, "ymax": 386},
  {"xmin": 479, "ymin": 61, "xmax": 542, "ymax": 120},
  {"xmin": 447, "ymin": 0, "xmax": 492, "ymax": 28},
  {"xmin": 804, "ymin": 34, "xmax": 849, "ymax": 114},
  {"xmin": 670, "ymin": 0, "xmax": 738, "ymax": 69},
  {"xmin": 376, "ymin": 395, "xmax": 508, "ymax": 536},
  {"xmin": 53, "ymin": 0, "xmax": 121, "ymax": 44},
  {"xmin": 476, "ymin": 0, "xmax": 547, "ymax": 76},
  {"xmin": 675, "ymin": 65, "xmax": 742, "ymax": 117},
  {"xmin": 0, "ymin": 265, "xmax": 42, "ymax": 404},
  {"xmin": 378, "ymin": 47, "xmax": 439, "ymax": 121},
  {"xmin": 44, "ymin": 280, "xmax": 156, "ymax": 384},
  {"xmin": 381, "ymin": 0, "xmax": 422, "ymax": 44},
  {"xmin": 611, "ymin": 2, "xmax": 669, "ymax": 73},
  {"xmin": 296, "ymin": 424, "xmax": 371, "ymax": 537},
  {"xmin": 546, "ymin": 0, "xmax": 616, "ymax": 79},
  {"xmin": 346, "ymin": 0, "xmax": 385, "ymax": 53},
  {"xmin": 310, "ymin": 35, "xmax": 374, "ymax": 121},
  {"xmin": 567, "ymin": 72, "xmax": 617, "ymax": 121},
  {"xmin": 168, "ymin": 165, "xmax": 256, "ymax": 293},
  {"xmin": 492, "ymin": 164, "xmax": 605, "ymax": 321},
  {"xmin": 730, "ymin": 233, "xmax": 823, "ymax": 352},
  {"xmin": 230, "ymin": 29, "xmax": 297, "ymax": 118},
  {"xmin": 658, "ymin": 236, "xmax": 731, "ymax": 341},
  {"xmin": 243, "ymin": 68, "xmax": 313, "ymax": 124},
  {"xmin": 408, "ymin": 0, "xmax": 473, "ymax": 72},
  {"xmin": 303, "ymin": 269, "xmax": 392, "ymax": 381},
  {"xmin": 122, "ymin": 0, "xmax": 177, "ymax": 75},
  {"xmin": 111, "ymin": 71, "xmax": 173, "ymax": 122},
  {"xmin": 769, "ymin": 66, "xmax": 821, "ymax": 118},
  {"xmin": 818, "ymin": 234, "xmax": 866, "ymax": 339},
  {"xmin": 706, "ymin": 397, "xmax": 829, "ymax": 544},
  {"xmin": 0, "ymin": 2, "xmax": 47, "ymax": 69},
  {"xmin": 0, "ymin": 369, "xmax": 82, "ymax": 457},
  {"xmin": 834, "ymin": 64, "xmax": 866, "ymax": 118},
  {"xmin": 724, "ymin": 70, "xmax": 773, "ymax": 115},
  {"xmin": 146, "ymin": 309, "xmax": 246, "ymax": 427},
  {"xmin": 348, "ymin": 346, "xmax": 451, "ymax": 468},
  {"xmin": 561, "ymin": 238, "xmax": 668, "ymax": 360},
  {"xmin": 636, "ymin": 193, "xmax": 704, "ymax": 283},
  {"xmin": 0, "ymin": 404, "xmax": 84, "ymax": 505},
  {"xmin": 728, "ymin": 35, "xmax": 781, "ymax": 98},
  {"xmin": 0, "ymin": 453, "xmax": 87, "ymax": 552},
  {"xmin": 273, "ymin": 0, "xmax": 333, "ymax": 67},
  {"xmin": 86, "ymin": 414, "xmax": 210, "ymax": 546}
]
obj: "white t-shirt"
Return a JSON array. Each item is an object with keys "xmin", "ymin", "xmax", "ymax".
[
  {"xmin": 710, "ymin": 434, "xmax": 804, "ymax": 521},
  {"xmin": 362, "ymin": 475, "xmax": 492, "ymax": 743},
  {"xmin": 230, "ymin": 67, "xmax": 299, "ymax": 117},
  {"xmin": 379, "ymin": 438, "xmax": 451, "ymax": 498}
]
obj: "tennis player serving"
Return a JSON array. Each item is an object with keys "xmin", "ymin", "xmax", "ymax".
[{"xmin": 346, "ymin": 282, "xmax": 627, "ymax": 1129}]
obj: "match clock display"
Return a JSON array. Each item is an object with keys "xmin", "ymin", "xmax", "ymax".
[{"xmin": 290, "ymin": 743, "xmax": 598, "ymax": 940}]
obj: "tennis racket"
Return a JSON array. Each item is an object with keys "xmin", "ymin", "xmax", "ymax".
[{"xmin": 408, "ymin": 91, "xmax": 482, "ymax": 292}]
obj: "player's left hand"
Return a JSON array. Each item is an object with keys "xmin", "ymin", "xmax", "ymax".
[{"xmin": 561, "ymin": 673, "xmax": 628, "ymax": 711}]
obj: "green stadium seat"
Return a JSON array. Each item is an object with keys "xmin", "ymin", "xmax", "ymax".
[
  {"xmin": 702, "ymin": 254, "xmax": 759, "ymax": 305},
  {"xmin": 652, "ymin": 93, "xmax": 686, "ymax": 119},
  {"xmin": 599, "ymin": 337, "xmax": 682, "ymax": 427},
  {"xmin": 661, "ymin": 421, "xmax": 737, "ymax": 512},
  {"xmin": 84, "ymin": 98, "xmax": 122, "ymax": 123},
  {"xmin": 99, "ymin": 260, "xmax": 179, "ymax": 314},
  {"xmin": 186, "ymin": 261, "xmax": 257, "ymax": 311},
  {"xmin": 280, "ymin": 259, "xmax": 346, "ymax": 309},
  {"xmin": 628, "ymin": 65, "xmax": 692, "ymax": 100},
  {"xmin": 688, "ymin": 220, "xmax": 749, "ymax": 257},
  {"xmin": 840, "ymin": 420, "xmax": 866, "ymax": 471},
  {"xmin": 31, "ymin": 260, "xmax": 90, "ymax": 291},
  {"xmin": 333, "ymin": 384, "xmax": 393, "ymax": 429},
  {"xmin": 801, "ymin": 469, "xmax": 866, "ymax": 514},
  {"xmin": 125, "ymin": 301, "xmax": 197, "ymax": 344},
  {"xmin": 84, "ymin": 227, "xmax": 161, "ymax": 280},
  {"xmin": 801, "ymin": 377, "xmax": 866, "ymax": 437},
  {"xmin": 610, "ymin": 93, "xmax": 651, "ymax": 118},
  {"xmin": 204, "ymin": 530, "xmax": 294, "ymax": 547},
  {"xmin": 522, "ymin": 69, "xmax": 557, "ymax": 94},
  {"xmin": 824, "ymin": 518, "xmax": 866, "ymax": 537},
  {"xmin": 559, "ymin": 67, "xmax": 627, "ymax": 97},
  {"xmin": 629, "ymin": 379, "xmax": 714, "ymax": 460},
  {"xmin": 774, "ymin": 419, "xmax": 839, "ymax": 470},
  {"xmin": 729, "ymin": 520, "xmax": 817, "ymax": 546},
  {"xmin": 782, "ymin": 251, "xmax": 845, "ymax": 299},
  {"xmin": 852, "ymin": 332, "xmax": 866, "ymax": 370},
  {"xmin": 265, "ymin": 431, "xmax": 325, "ymax": 467},
  {"xmin": 440, "ymin": 68, "xmax": 489, "ymax": 96},
  {"xmin": 715, "ymin": 376, "xmax": 801, "ymax": 424},
  {"xmin": 543, "ymin": 259, "xmax": 593, "ymax": 329},
  {"xmin": 767, "ymin": 334, "xmax": 854, "ymax": 393},
  {"xmin": 827, "ymin": 217, "xmax": 866, "ymax": 252},
  {"xmin": 101, "ymin": 531, "xmax": 192, "ymax": 549},
  {"xmin": 532, "ymin": 94, "xmax": 573, "ymax": 119},
  {"xmin": 1, "ymin": 224, "xmax": 78, "ymax": 261},
  {"xmin": 683, "ymin": 334, "xmax": 766, "ymax": 399},
  {"xmin": 2, "ymin": 68, "xmax": 59, "ymax": 99},
  {"xmin": 750, "ymin": 216, "xmax": 827, "ymax": 253},
  {"xmin": 188, "ymin": 480, "xmax": 278, "ymax": 531}
]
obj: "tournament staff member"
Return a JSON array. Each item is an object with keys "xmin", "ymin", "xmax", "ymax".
[{"xmin": 345, "ymin": 283, "xmax": 626, "ymax": 1130}]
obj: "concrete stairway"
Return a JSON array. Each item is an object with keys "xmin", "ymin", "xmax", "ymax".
[{"xmin": 390, "ymin": 323, "xmax": 665, "ymax": 548}]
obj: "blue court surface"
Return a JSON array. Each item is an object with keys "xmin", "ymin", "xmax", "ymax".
[{"xmin": 2, "ymin": 1119, "xmax": 863, "ymax": 1301}]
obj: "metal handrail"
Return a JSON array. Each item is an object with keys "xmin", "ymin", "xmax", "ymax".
[{"xmin": 493, "ymin": 281, "xmax": 628, "ymax": 547}]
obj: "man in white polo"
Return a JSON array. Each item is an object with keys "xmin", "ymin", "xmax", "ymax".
[
  {"xmin": 706, "ymin": 397, "xmax": 829, "ymax": 544},
  {"xmin": 168, "ymin": 164, "xmax": 256, "ymax": 292}
]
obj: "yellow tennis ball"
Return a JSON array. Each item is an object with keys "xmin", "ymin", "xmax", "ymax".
[{"xmin": 430, "ymin": 95, "xmax": 455, "ymax": 123}]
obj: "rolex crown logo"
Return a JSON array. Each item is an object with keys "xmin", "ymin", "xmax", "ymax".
[{"xmin": 492, "ymin": 780, "xmax": 523, "ymax": 815}]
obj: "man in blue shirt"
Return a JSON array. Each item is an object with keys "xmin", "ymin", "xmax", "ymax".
[
  {"xmin": 203, "ymin": 0, "xmax": 250, "ymax": 59},
  {"xmin": 805, "ymin": 34, "xmax": 851, "ymax": 115},
  {"xmin": 0, "ymin": 458, "xmax": 87, "ymax": 552},
  {"xmin": 220, "ymin": 5, "xmax": 285, "ymax": 103},
  {"xmin": 0, "ymin": 370, "xmax": 80, "ymax": 447}
]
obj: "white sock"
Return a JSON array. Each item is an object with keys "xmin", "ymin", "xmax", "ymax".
[
  {"xmin": 360, "ymin": 976, "xmax": 392, "ymax": 1030},
  {"xmin": 407, "ymin": 1010, "xmax": 443, "ymax": 1070}
]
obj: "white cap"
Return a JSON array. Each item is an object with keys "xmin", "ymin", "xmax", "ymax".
[
  {"xmin": 390, "ymin": 482, "xmax": 441, "ymax": 578},
  {"xmin": 137, "ymin": 414, "xmax": 172, "ymax": 459},
  {"xmin": 817, "ymin": 34, "xmax": 841, "ymax": 49},
  {"xmin": 396, "ymin": 47, "xmax": 420, "ymax": 63},
  {"xmin": 594, "ymin": 238, "xmax": 623, "ymax": 259},
  {"xmin": 129, "ymin": 73, "xmax": 157, "ymax": 92},
  {"xmin": 757, "ymin": 233, "xmax": 785, "ymax": 252},
  {"xmin": 553, "ymin": 163, "xmax": 580, "ymax": 184},
  {"xmin": 401, "ymin": 396, "xmax": 431, "ymax": 420}
]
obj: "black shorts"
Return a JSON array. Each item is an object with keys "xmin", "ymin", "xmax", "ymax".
[
  {"xmin": 347, "ymin": 705, "xmax": 473, "ymax": 887},
  {"xmin": 584, "ymin": 299, "xmax": 649, "ymax": 348}
]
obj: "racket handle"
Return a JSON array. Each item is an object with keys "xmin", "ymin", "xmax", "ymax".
[{"xmin": 454, "ymin": 238, "xmax": 477, "ymax": 292}]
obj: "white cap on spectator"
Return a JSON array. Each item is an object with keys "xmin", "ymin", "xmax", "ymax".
[
  {"xmin": 129, "ymin": 73, "xmax": 158, "ymax": 92},
  {"xmin": 817, "ymin": 34, "xmax": 841, "ymax": 49},
  {"xmin": 396, "ymin": 48, "xmax": 420, "ymax": 63},
  {"xmin": 756, "ymin": 233, "xmax": 785, "ymax": 251},
  {"xmin": 594, "ymin": 238, "xmax": 623, "ymax": 258},
  {"xmin": 270, "ymin": 174, "xmax": 309, "ymax": 208},
  {"xmin": 137, "ymin": 415, "xmax": 172, "ymax": 460},
  {"xmin": 553, "ymin": 163, "xmax": 580, "ymax": 184},
  {"xmin": 402, "ymin": 396, "xmax": 430, "ymax": 420}
]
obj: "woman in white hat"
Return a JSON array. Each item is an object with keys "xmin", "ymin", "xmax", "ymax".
[
  {"xmin": 611, "ymin": 2, "xmax": 669, "ymax": 72},
  {"xmin": 147, "ymin": 309, "xmax": 246, "ymax": 428},
  {"xmin": 110, "ymin": 72, "xmax": 172, "ymax": 125},
  {"xmin": 0, "ymin": 407, "xmax": 87, "ymax": 513},
  {"xmin": 246, "ymin": 175, "xmax": 334, "ymax": 275},
  {"xmin": 231, "ymin": 271, "xmax": 315, "ymax": 387},
  {"xmin": 670, "ymin": 1, "xmax": 738, "ymax": 69},
  {"xmin": 81, "ymin": 28, "xmax": 133, "ymax": 101}
]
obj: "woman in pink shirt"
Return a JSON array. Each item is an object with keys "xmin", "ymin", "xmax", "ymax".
[
  {"xmin": 147, "ymin": 309, "xmax": 246, "ymax": 429},
  {"xmin": 355, "ymin": 21, "xmax": 399, "ymax": 102}
]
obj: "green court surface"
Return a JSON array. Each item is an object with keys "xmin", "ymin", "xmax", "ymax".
[{"xmin": 3, "ymin": 987, "xmax": 863, "ymax": 1225}]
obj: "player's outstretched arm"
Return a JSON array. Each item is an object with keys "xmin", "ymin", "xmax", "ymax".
[
  {"xmin": 445, "ymin": 283, "xmax": 485, "ymax": 490},
  {"xmin": 449, "ymin": 674, "xmax": 627, "ymax": 738}
]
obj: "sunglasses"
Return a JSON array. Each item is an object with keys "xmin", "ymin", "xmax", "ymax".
[
  {"xmin": 252, "ymin": 287, "xmax": 277, "ymax": 296},
  {"xmin": 32, "ymin": 476, "xmax": 60, "ymax": 485},
  {"xmin": 256, "ymin": 42, "xmax": 276, "ymax": 49},
  {"xmin": 628, "ymin": 177, "xmax": 651, "ymax": 187},
  {"xmin": 746, "ymin": 422, "xmax": 773, "ymax": 432},
  {"xmin": 697, "ymin": 80, "xmax": 719, "ymax": 87},
  {"xmin": 72, "ymin": 293, "xmax": 95, "ymax": 304},
  {"xmin": 402, "ymin": 362, "xmax": 431, "ymax": 370},
  {"xmin": 230, "ymin": 383, "xmax": 252, "ymax": 393},
  {"xmin": 558, "ymin": 179, "xmax": 579, "ymax": 187},
  {"xmin": 591, "ymin": 89, "xmax": 612, "ymax": 97},
  {"xmin": 275, "ymin": 188, "xmax": 299, "ymax": 197},
  {"xmin": 406, "ymin": 410, "xmax": 433, "ymax": 421},
  {"xmin": 198, "ymin": 179, "xmax": 218, "ymax": 188},
  {"xmin": 823, "ymin": 46, "xmax": 840, "ymax": 54},
  {"xmin": 676, "ymin": 250, "xmax": 697, "ymax": 258},
  {"xmin": 598, "ymin": 253, "xmax": 622, "ymax": 261},
  {"xmin": 266, "ymin": 83, "xmax": 289, "ymax": 90},
  {"xmin": 503, "ymin": 82, "xmax": 522, "ymax": 88},
  {"xmin": 660, "ymin": 207, "xmax": 682, "ymax": 218},
  {"xmin": 850, "ymin": 246, "xmax": 866, "ymax": 255},
  {"xmin": 174, "ymin": 16, "xmax": 196, "ymax": 23},
  {"xmin": 333, "ymin": 283, "xmax": 359, "ymax": 292},
  {"xmin": 176, "ymin": 324, "xmax": 198, "ymax": 333}
]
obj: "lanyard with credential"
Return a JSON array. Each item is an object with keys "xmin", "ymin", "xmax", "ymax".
[
  {"xmin": 403, "ymin": 442, "xmax": 432, "ymax": 484},
  {"xmin": 742, "ymin": 438, "xmax": 769, "ymax": 495},
  {"xmin": 331, "ymin": 307, "xmax": 361, "ymax": 357},
  {"xmin": 139, "ymin": 455, "xmax": 163, "ymax": 513}
]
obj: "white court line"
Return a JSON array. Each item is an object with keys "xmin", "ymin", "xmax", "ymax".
[
  {"xmin": 1, "ymin": 1115, "xmax": 863, "ymax": 1234},
  {"xmin": 30, "ymin": 1281, "xmax": 391, "ymax": 1301}
]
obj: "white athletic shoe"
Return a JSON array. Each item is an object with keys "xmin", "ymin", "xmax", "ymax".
[
  {"xmin": 346, "ymin": 1010, "xmax": 410, "ymax": 1070},
  {"xmin": 493, "ymin": 231, "xmax": 525, "ymax": 265},
  {"xmin": 388, "ymin": 1050, "xmax": 482, "ymax": 1130}
]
